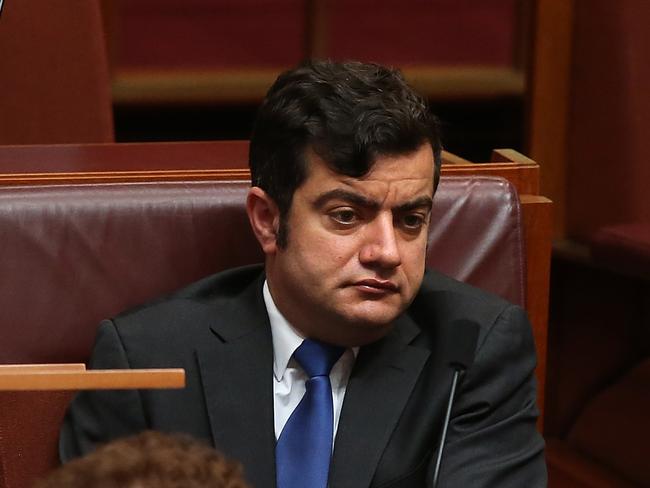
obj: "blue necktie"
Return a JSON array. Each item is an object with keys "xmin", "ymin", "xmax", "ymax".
[{"xmin": 276, "ymin": 339, "xmax": 344, "ymax": 488}]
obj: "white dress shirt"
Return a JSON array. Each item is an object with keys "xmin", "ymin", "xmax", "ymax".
[{"xmin": 263, "ymin": 281, "xmax": 357, "ymax": 444}]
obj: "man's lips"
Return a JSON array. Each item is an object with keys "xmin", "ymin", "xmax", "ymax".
[{"xmin": 352, "ymin": 279, "xmax": 399, "ymax": 294}]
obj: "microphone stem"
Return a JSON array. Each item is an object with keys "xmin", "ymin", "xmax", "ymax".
[{"xmin": 432, "ymin": 368, "xmax": 461, "ymax": 488}]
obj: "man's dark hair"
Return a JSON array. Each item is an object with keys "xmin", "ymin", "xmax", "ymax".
[{"xmin": 249, "ymin": 59, "xmax": 442, "ymax": 247}]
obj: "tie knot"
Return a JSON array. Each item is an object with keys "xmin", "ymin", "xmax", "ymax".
[{"xmin": 293, "ymin": 339, "xmax": 344, "ymax": 378}]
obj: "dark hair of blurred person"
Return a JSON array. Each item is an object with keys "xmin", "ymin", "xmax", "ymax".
[{"xmin": 36, "ymin": 431, "xmax": 249, "ymax": 488}]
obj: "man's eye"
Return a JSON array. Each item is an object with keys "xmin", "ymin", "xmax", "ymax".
[
  {"xmin": 330, "ymin": 209, "xmax": 358, "ymax": 225},
  {"xmin": 401, "ymin": 214, "xmax": 426, "ymax": 229}
]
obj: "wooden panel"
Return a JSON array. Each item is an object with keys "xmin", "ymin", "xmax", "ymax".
[
  {"xmin": 109, "ymin": 1, "xmax": 525, "ymax": 105},
  {"xmin": 527, "ymin": 0, "xmax": 574, "ymax": 238},
  {"xmin": 441, "ymin": 150, "xmax": 472, "ymax": 165},
  {"xmin": 0, "ymin": 369, "xmax": 185, "ymax": 391},
  {"xmin": 443, "ymin": 148, "xmax": 540, "ymax": 195},
  {"xmin": 0, "ymin": 168, "xmax": 250, "ymax": 185},
  {"xmin": 112, "ymin": 66, "xmax": 525, "ymax": 106},
  {"xmin": 305, "ymin": 0, "xmax": 327, "ymax": 58},
  {"xmin": 0, "ymin": 141, "xmax": 248, "ymax": 173},
  {"xmin": 0, "ymin": 159, "xmax": 539, "ymax": 192},
  {"xmin": 0, "ymin": 390, "xmax": 76, "ymax": 488},
  {"xmin": 520, "ymin": 195, "xmax": 553, "ymax": 428},
  {"xmin": 490, "ymin": 147, "xmax": 536, "ymax": 165},
  {"xmin": 565, "ymin": 1, "xmax": 650, "ymax": 240},
  {"xmin": 112, "ymin": 68, "xmax": 281, "ymax": 106},
  {"xmin": 0, "ymin": 141, "xmax": 249, "ymax": 185},
  {"xmin": 0, "ymin": 0, "xmax": 113, "ymax": 144},
  {"xmin": 0, "ymin": 144, "xmax": 536, "ymax": 192},
  {"xmin": 0, "ymin": 364, "xmax": 85, "ymax": 372}
]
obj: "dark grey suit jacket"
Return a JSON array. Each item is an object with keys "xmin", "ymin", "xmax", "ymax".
[{"xmin": 60, "ymin": 264, "xmax": 546, "ymax": 487}]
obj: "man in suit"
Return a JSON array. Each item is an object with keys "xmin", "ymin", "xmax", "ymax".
[{"xmin": 60, "ymin": 60, "xmax": 546, "ymax": 487}]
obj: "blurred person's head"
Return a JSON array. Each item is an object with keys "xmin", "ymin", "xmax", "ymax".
[{"xmin": 37, "ymin": 431, "xmax": 249, "ymax": 488}]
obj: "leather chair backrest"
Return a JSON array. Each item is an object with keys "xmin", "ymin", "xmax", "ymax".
[
  {"xmin": 0, "ymin": 175, "xmax": 524, "ymax": 488},
  {"xmin": 0, "ymin": 177, "xmax": 524, "ymax": 365}
]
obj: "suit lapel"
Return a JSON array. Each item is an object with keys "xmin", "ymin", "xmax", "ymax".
[
  {"xmin": 329, "ymin": 314, "xmax": 430, "ymax": 488},
  {"xmin": 196, "ymin": 275, "xmax": 277, "ymax": 488}
]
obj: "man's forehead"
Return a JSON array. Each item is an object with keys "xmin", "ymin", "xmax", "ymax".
[
  {"xmin": 306, "ymin": 158, "xmax": 434, "ymax": 211},
  {"xmin": 304, "ymin": 144, "xmax": 435, "ymax": 181}
]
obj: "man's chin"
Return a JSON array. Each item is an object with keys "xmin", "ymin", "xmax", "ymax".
[
  {"xmin": 335, "ymin": 320, "xmax": 394, "ymax": 347},
  {"xmin": 343, "ymin": 306, "xmax": 402, "ymax": 333},
  {"xmin": 315, "ymin": 309, "xmax": 396, "ymax": 347}
]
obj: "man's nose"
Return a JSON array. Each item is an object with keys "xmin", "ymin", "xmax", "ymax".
[{"xmin": 359, "ymin": 214, "xmax": 402, "ymax": 268}]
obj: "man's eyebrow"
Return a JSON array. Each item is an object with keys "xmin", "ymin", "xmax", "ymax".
[
  {"xmin": 313, "ymin": 189, "xmax": 432, "ymax": 213},
  {"xmin": 313, "ymin": 189, "xmax": 380, "ymax": 210},
  {"xmin": 395, "ymin": 196, "xmax": 433, "ymax": 213}
]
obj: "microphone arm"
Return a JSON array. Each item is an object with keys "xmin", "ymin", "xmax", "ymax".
[
  {"xmin": 431, "ymin": 319, "xmax": 479, "ymax": 488},
  {"xmin": 432, "ymin": 366, "xmax": 463, "ymax": 488}
]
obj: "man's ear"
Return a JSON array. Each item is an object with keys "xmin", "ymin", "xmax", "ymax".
[{"xmin": 246, "ymin": 186, "xmax": 280, "ymax": 254}]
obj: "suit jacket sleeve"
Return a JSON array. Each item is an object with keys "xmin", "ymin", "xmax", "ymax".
[
  {"xmin": 59, "ymin": 319, "xmax": 148, "ymax": 462},
  {"xmin": 435, "ymin": 304, "xmax": 546, "ymax": 487}
]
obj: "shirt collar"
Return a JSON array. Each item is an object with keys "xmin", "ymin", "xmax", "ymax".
[
  {"xmin": 263, "ymin": 280, "xmax": 359, "ymax": 381},
  {"xmin": 263, "ymin": 280, "xmax": 305, "ymax": 381}
]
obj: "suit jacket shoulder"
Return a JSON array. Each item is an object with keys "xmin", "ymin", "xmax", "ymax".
[
  {"xmin": 414, "ymin": 268, "xmax": 513, "ymax": 325},
  {"xmin": 400, "ymin": 269, "xmax": 546, "ymax": 487},
  {"xmin": 107, "ymin": 264, "xmax": 267, "ymax": 356},
  {"xmin": 60, "ymin": 263, "xmax": 278, "ymax": 488}
]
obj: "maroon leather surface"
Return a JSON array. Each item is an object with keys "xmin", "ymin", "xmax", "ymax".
[
  {"xmin": 426, "ymin": 176, "xmax": 525, "ymax": 307},
  {"xmin": 0, "ymin": 181, "xmax": 261, "ymax": 364},
  {"xmin": 0, "ymin": 176, "xmax": 523, "ymax": 364},
  {"xmin": 0, "ymin": 176, "xmax": 524, "ymax": 487},
  {"xmin": 0, "ymin": 0, "xmax": 113, "ymax": 145}
]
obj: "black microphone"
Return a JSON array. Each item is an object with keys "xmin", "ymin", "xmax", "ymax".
[
  {"xmin": 432, "ymin": 319, "xmax": 479, "ymax": 488},
  {"xmin": 0, "ymin": 0, "xmax": 5, "ymax": 17}
]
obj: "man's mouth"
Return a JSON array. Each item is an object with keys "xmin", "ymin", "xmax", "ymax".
[{"xmin": 353, "ymin": 279, "xmax": 399, "ymax": 294}]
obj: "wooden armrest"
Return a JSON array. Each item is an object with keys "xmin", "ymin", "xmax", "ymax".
[
  {"xmin": 0, "ymin": 369, "xmax": 185, "ymax": 391},
  {"xmin": 0, "ymin": 363, "xmax": 86, "ymax": 372},
  {"xmin": 441, "ymin": 150, "xmax": 472, "ymax": 165}
]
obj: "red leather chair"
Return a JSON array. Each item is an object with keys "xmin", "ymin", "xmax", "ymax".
[{"xmin": 0, "ymin": 144, "xmax": 547, "ymax": 488}]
